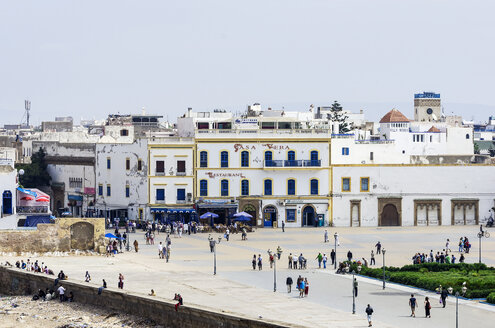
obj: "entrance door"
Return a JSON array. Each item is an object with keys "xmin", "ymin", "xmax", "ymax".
[
  {"xmin": 302, "ymin": 206, "xmax": 316, "ymax": 227},
  {"xmin": 263, "ymin": 206, "xmax": 277, "ymax": 227},
  {"xmin": 381, "ymin": 204, "xmax": 399, "ymax": 226},
  {"xmin": 2, "ymin": 190, "xmax": 12, "ymax": 215}
]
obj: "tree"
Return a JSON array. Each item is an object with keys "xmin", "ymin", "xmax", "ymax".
[
  {"xmin": 474, "ymin": 143, "xmax": 480, "ymax": 155},
  {"xmin": 16, "ymin": 148, "xmax": 51, "ymax": 188},
  {"xmin": 327, "ymin": 101, "xmax": 353, "ymax": 133}
]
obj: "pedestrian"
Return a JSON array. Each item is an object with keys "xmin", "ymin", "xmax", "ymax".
[
  {"xmin": 375, "ymin": 241, "xmax": 381, "ymax": 254},
  {"xmin": 458, "ymin": 237, "xmax": 464, "ymax": 252},
  {"xmin": 316, "ymin": 252, "xmax": 323, "ymax": 268},
  {"xmin": 292, "ymin": 254, "xmax": 298, "ymax": 269},
  {"xmin": 57, "ymin": 285, "xmax": 66, "ymax": 302},
  {"xmin": 288, "ymin": 253, "xmax": 292, "ymax": 269},
  {"xmin": 353, "ymin": 278, "xmax": 358, "ymax": 297},
  {"xmin": 281, "ymin": 221, "xmax": 285, "ymax": 232},
  {"xmin": 409, "ymin": 294, "xmax": 417, "ymax": 317},
  {"xmin": 102, "ymin": 279, "xmax": 107, "ymax": 288},
  {"xmin": 365, "ymin": 304, "xmax": 374, "ymax": 327},
  {"xmin": 174, "ymin": 293, "xmax": 183, "ymax": 311},
  {"xmin": 277, "ymin": 245, "xmax": 282, "ymax": 259},
  {"xmin": 330, "ymin": 249, "xmax": 336, "ymax": 265},
  {"xmin": 452, "ymin": 254, "xmax": 456, "ymax": 264},
  {"xmin": 370, "ymin": 250, "xmax": 375, "ymax": 265},
  {"xmin": 425, "ymin": 296, "xmax": 431, "ymax": 318},
  {"xmin": 269, "ymin": 251, "xmax": 274, "ymax": 269},
  {"xmin": 459, "ymin": 253, "xmax": 465, "ymax": 263},
  {"xmin": 166, "ymin": 244, "xmax": 171, "ymax": 262},
  {"xmin": 446, "ymin": 239, "xmax": 451, "ymax": 252},
  {"xmin": 133, "ymin": 239, "xmax": 139, "ymax": 252},
  {"xmin": 322, "ymin": 254, "xmax": 327, "ymax": 269},
  {"xmin": 304, "ymin": 278, "xmax": 309, "ymax": 297},
  {"xmin": 158, "ymin": 242, "xmax": 163, "ymax": 259},
  {"xmin": 440, "ymin": 288, "xmax": 448, "ymax": 308},
  {"xmin": 299, "ymin": 279, "xmax": 305, "ymax": 298},
  {"xmin": 286, "ymin": 276, "xmax": 293, "ymax": 293},
  {"xmin": 252, "ymin": 254, "xmax": 257, "ymax": 270},
  {"xmin": 225, "ymin": 228, "xmax": 230, "ymax": 241},
  {"xmin": 118, "ymin": 273, "xmax": 124, "ymax": 289},
  {"xmin": 347, "ymin": 250, "xmax": 353, "ymax": 262},
  {"xmin": 257, "ymin": 254, "xmax": 262, "ymax": 270},
  {"xmin": 85, "ymin": 271, "xmax": 91, "ymax": 282},
  {"xmin": 324, "ymin": 230, "xmax": 328, "ymax": 243}
]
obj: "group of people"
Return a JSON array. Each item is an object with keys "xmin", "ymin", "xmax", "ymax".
[
  {"xmin": 458, "ymin": 237, "xmax": 471, "ymax": 253},
  {"xmin": 411, "ymin": 237, "xmax": 470, "ymax": 265},
  {"xmin": 13, "ymin": 259, "xmax": 55, "ymax": 275},
  {"xmin": 287, "ymin": 253, "xmax": 307, "ymax": 270},
  {"xmin": 285, "ymin": 275, "xmax": 310, "ymax": 298},
  {"xmin": 158, "ymin": 238, "xmax": 172, "ymax": 262}
]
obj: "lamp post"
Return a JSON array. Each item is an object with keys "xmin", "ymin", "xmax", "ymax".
[
  {"xmin": 334, "ymin": 232, "xmax": 338, "ymax": 269},
  {"xmin": 351, "ymin": 270, "xmax": 356, "ymax": 314},
  {"xmin": 268, "ymin": 249, "xmax": 281, "ymax": 292},
  {"xmin": 382, "ymin": 249, "xmax": 386, "ymax": 290},
  {"xmin": 452, "ymin": 284, "xmax": 468, "ymax": 328},
  {"xmin": 477, "ymin": 225, "xmax": 490, "ymax": 264},
  {"xmin": 213, "ymin": 236, "xmax": 221, "ymax": 275}
]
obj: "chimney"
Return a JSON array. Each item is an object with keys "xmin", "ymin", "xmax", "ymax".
[{"xmin": 187, "ymin": 107, "xmax": 192, "ymax": 117}]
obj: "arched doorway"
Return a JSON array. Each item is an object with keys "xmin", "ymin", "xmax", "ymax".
[
  {"xmin": 2, "ymin": 190, "xmax": 12, "ymax": 215},
  {"xmin": 263, "ymin": 206, "xmax": 277, "ymax": 227},
  {"xmin": 381, "ymin": 204, "xmax": 399, "ymax": 226},
  {"xmin": 302, "ymin": 205, "xmax": 316, "ymax": 227},
  {"xmin": 70, "ymin": 222, "xmax": 95, "ymax": 250},
  {"xmin": 243, "ymin": 204, "xmax": 257, "ymax": 225}
]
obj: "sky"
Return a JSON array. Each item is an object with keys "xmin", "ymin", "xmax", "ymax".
[{"xmin": 1, "ymin": 0, "xmax": 495, "ymax": 125}]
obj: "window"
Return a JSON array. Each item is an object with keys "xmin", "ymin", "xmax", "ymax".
[
  {"xmin": 265, "ymin": 151, "xmax": 273, "ymax": 161},
  {"xmin": 106, "ymin": 185, "xmax": 111, "ymax": 196},
  {"xmin": 264, "ymin": 179, "xmax": 272, "ymax": 195},
  {"xmin": 200, "ymin": 151, "xmax": 208, "ymax": 168},
  {"xmin": 370, "ymin": 152, "xmax": 374, "ymax": 161},
  {"xmin": 310, "ymin": 179, "xmax": 318, "ymax": 195},
  {"xmin": 342, "ymin": 147, "xmax": 349, "ymax": 156},
  {"xmin": 241, "ymin": 180, "xmax": 249, "ymax": 196},
  {"xmin": 137, "ymin": 159, "xmax": 142, "ymax": 171},
  {"xmin": 287, "ymin": 150, "xmax": 296, "ymax": 161},
  {"xmin": 156, "ymin": 189, "xmax": 165, "ymax": 201},
  {"xmin": 342, "ymin": 178, "xmax": 350, "ymax": 192},
  {"xmin": 221, "ymin": 151, "xmax": 229, "ymax": 168},
  {"xmin": 221, "ymin": 179, "xmax": 229, "ymax": 196},
  {"xmin": 200, "ymin": 180, "xmax": 208, "ymax": 196},
  {"xmin": 125, "ymin": 185, "xmax": 130, "ymax": 198},
  {"xmin": 310, "ymin": 150, "xmax": 318, "ymax": 164},
  {"xmin": 126, "ymin": 158, "xmax": 130, "ymax": 170},
  {"xmin": 286, "ymin": 209, "xmax": 296, "ymax": 222},
  {"xmin": 360, "ymin": 177, "xmax": 369, "ymax": 192},
  {"xmin": 120, "ymin": 129, "xmax": 129, "ymax": 136},
  {"xmin": 156, "ymin": 160, "xmax": 164, "ymax": 174},
  {"xmin": 466, "ymin": 133, "xmax": 470, "ymax": 139},
  {"xmin": 107, "ymin": 157, "xmax": 111, "ymax": 169},
  {"xmin": 430, "ymin": 135, "xmax": 432, "ymax": 142},
  {"xmin": 287, "ymin": 179, "xmax": 296, "ymax": 195},
  {"xmin": 177, "ymin": 189, "xmax": 186, "ymax": 201},
  {"xmin": 98, "ymin": 184, "xmax": 103, "ymax": 196},
  {"xmin": 69, "ymin": 178, "xmax": 82, "ymax": 188},
  {"xmin": 241, "ymin": 151, "xmax": 249, "ymax": 167},
  {"xmin": 177, "ymin": 160, "xmax": 186, "ymax": 173}
]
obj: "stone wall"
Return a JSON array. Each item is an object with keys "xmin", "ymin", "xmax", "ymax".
[
  {"xmin": 0, "ymin": 267, "xmax": 288, "ymax": 328},
  {"xmin": 0, "ymin": 218, "xmax": 105, "ymax": 253}
]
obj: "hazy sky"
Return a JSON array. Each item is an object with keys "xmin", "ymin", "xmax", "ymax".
[{"xmin": 1, "ymin": 0, "xmax": 495, "ymax": 125}]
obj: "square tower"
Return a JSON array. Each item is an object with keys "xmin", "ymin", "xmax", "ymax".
[{"xmin": 414, "ymin": 92, "xmax": 441, "ymax": 122}]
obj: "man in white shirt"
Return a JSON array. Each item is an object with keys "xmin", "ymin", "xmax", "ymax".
[
  {"xmin": 158, "ymin": 242, "xmax": 163, "ymax": 259},
  {"xmin": 57, "ymin": 285, "xmax": 66, "ymax": 302}
]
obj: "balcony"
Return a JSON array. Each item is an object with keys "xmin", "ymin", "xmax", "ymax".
[
  {"xmin": 264, "ymin": 160, "xmax": 283, "ymax": 167},
  {"xmin": 303, "ymin": 160, "xmax": 321, "ymax": 167},
  {"xmin": 264, "ymin": 159, "xmax": 322, "ymax": 168},
  {"xmin": 284, "ymin": 160, "xmax": 303, "ymax": 167}
]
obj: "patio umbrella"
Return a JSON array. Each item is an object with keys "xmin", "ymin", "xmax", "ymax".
[
  {"xmin": 21, "ymin": 196, "xmax": 34, "ymax": 201},
  {"xmin": 233, "ymin": 211, "xmax": 253, "ymax": 218},
  {"xmin": 200, "ymin": 212, "xmax": 219, "ymax": 219},
  {"xmin": 232, "ymin": 216, "xmax": 251, "ymax": 222},
  {"xmin": 105, "ymin": 233, "xmax": 118, "ymax": 239}
]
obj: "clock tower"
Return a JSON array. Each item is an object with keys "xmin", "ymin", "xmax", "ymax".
[{"xmin": 414, "ymin": 92, "xmax": 441, "ymax": 122}]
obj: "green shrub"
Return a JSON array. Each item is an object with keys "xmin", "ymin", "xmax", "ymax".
[{"xmin": 487, "ymin": 292, "xmax": 495, "ymax": 304}]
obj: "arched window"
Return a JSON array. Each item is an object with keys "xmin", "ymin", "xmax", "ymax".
[
  {"xmin": 221, "ymin": 151, "xmax": 229, "ymax": 168},
  {"xmin": 241, "ymin": 151, "xmax": 249, "ymax": 167},
  {"xmin": 200, "ymin": 180, "xmax": 208, "ymax": 196},
  {"xmin": 264, "ymin": 179, "xmax": 272, "ymax": 196},
  {"xmin": 466, "ymin": 134, "xmax": 470, "ymax": 139},
  {"xmin": 265, "ymin": 151, "xmax": 273, "ymax": 166},
  {"xmin": 200, "ymin": 151, "xmax": 208, "ymax": 168},
  {"xmin": 310, "ymin": 150, "xmax": 319, "ymax": 166},
  {"xmin": 310, "ymin": 179, "xmax": 318, "ymax": 195},
  {"xmin": 241, "ymin": 180, "xmax": 249, "ymax": 196},
  {"xmin": 221, "ymin": 179, "xmax": 229, "ymax": 196},
  {"xmin": 287, "ymin": 179, "xmax": 296, "ymax": 195},
  {"xmin": 287, "ymin": 150, "xmax": 296, "ymax": 161}
]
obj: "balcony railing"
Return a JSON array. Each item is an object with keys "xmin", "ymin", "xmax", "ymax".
[
  {"xmin": 264, "ymin": 160, "xmax": 283, "ymax": 167},
  {"xmin": 303, "ymin": 160, "xmax": 321, "ymax": 167},
  {"xmin": 264, "ymin": 159, "xmax": 322, "ymax": 167},
  {"xmin": 284, "ymin": 160, "xmax": 302, "ymax": 167}
]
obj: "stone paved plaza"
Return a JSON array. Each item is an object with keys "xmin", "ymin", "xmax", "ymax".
[{"xmin": 2, "ymin": 226, "xmax": 495, "ymax": 327}]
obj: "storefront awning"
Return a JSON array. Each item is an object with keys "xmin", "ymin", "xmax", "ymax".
[
  {"xmin": 150, "ymin": 208, "xmax": 196, "ymax": 214},
  {"xmin": 68, "ymin": 194, "xmax": 83, "ymax": 201}
]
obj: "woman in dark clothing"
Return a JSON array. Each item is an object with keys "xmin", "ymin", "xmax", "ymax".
[
  {"xmin": 252, "ymin": 254, "xmax": 256, "ymax": 270},
  {"xmin": 425, "ymin": 297, "xmax": 431, "ymax": 318}
]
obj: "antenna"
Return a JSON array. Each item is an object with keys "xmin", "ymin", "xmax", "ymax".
[{"xmin": 24, "ymin": 99, "xmax": 31, "ymax": 127}]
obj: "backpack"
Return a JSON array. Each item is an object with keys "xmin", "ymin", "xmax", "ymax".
[{"xmin": 366, "ymin": 307, "xmax": 373, "ymax": 315}]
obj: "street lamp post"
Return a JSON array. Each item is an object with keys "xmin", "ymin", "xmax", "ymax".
[
  {"xmin": 351, "ymin": 270, "xmax": 356, "ymax": 314},
  {"xmin": 269, "ymin": 249, "xmax": 281, "ymax": 292},
  {"xmin": 477, "ymin": 225, "xmax": 490, "ymax": 264},
  {"xmin": 334, "ymin": 232, "xmax": 338, "ymax": 269},
  {"xmin": 213, "ymin": 236, "xmax": 221, "ymax": 275},
  {"xmin": 382, "ymin": 249, "xmax": 386, "ymax": 290}
]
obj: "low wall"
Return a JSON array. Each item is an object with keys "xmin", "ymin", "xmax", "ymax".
[
  {"xmin": 0, "ymin": 267, "xmax": 288, "ymax": 328},
  {"xmin": 0, "ymin": 218, "xmax": 105, "ymax": 253}
]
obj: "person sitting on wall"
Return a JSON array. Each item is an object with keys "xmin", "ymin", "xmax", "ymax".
[
  {"xmin": 149, "ymin": 289, "xmax": 156, "ymax": 296},
  {"xmin": 58, "ymin": 270, "xmax": 66, "ymax": 280},
  {"xmin": 174, "ymin": 293, "xmax": 183, "ymax": 311}
]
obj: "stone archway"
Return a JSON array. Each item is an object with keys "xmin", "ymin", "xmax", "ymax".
[
  {"xmin": 302, "ymin": 205, "xmax": 316, "ymax": 227},
  {"xmin": 70, "ymin": 221, "xmax": 95, "ymax": 250},
  {"xmin": 378, "ymin": 198, "xmax": 402, "ymax": 226}
]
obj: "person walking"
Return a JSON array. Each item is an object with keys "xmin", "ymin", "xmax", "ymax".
[
  {"xmin": 85, "ymin": 271, "xmax": 91, "ymax": 282},
  {"xmin": 252, "ymin": 254, "xmax": 257, "ymax": 270},
  {"xmin": 57, "ymin": 285, "xmax": 66, "ymax": 302},
  {"xmin": 304, "ymin": 278, "xmax": 309, "ymax": 297},
  {"xmin": 365, "ymin": 304, "xmax": 374, "ymax": 327},
  {"xmin": 347, "ymin": 250, "xmax": 353, "ymax": 262},
  {"xmin": 165, "ymin": 244, "xmax": 171, "ymax": 262},
  {"xmin": 458, "ymin": 237, "xmax": 464, "ymax": 252},
  {"xmin": 330, "ymin": 249, "xmax": 336, "ymax": 266},
  {"xmin": 324, "ymin": 230, "xmax": 328, "ymax": 243},
  {"xmin": 288, "ymin": 253, "xmax": 292, "ymax": 269},
  {"xmin": 440, "ymin": 288, "xmax": 448, "ymax": 308},
  {"xmin": 370, "ymin": 250, "xmax": 375, "ymax": 265},
  {"xmin": 424, "ymin": 296, "xmax": 431, "ymax": 318},
  {"xmin": 322, "ymin": 254, "xmax": 327, "ymax": 269},
  {"xmin": 409, "ymin": 294, "xmax": 417, "ymax": 317},
  {"xmin": 299, "ymin": 279, "xmax": 305, "ymax": 298},
  {"xmin": 286, "ymin": 276, "xmax": 293, "ymax": 293},
  {"xmin": 158, "ymin": 242, "xmax": 164, "ymax": 259},
  {"xmin": 281, "ymin": 221, "xmax": 285, "ymax": 232},
  {"xmin": 316, "ymin": 252, "xmax": 323, "ymax": 268},
  {"xmin": 375, "ymin": 241, "xmax": 382, "ymax": 254},
  {"xmin": 292, "ymin": 254, "xmax": 298, "ymax": 269},
  {"xmin": 118, "ymin": 273, "xmax": 124, "ymax": 289},
  {"xmin": 257, "ymin": 254, "xmax": 263, "ymax": 270},
  {"xmin": 445, "ymin": 239, "xmax": 451, "ymax": 252},
  {"xmin": 133, "ymin": 240, "xmax": 139, "ymax": 252},
  {"xmin": 353, "ymin": 278, "xmax": 358, "ymax": 297}
]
